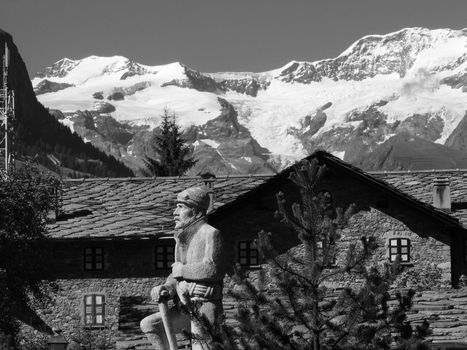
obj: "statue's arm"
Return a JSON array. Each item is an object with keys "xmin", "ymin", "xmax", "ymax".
[
  {"xmin": 164, "ymin": 273, "xmax": 177, "ymax": 289},
  {"xmin": 150, "ymin": 273, "xmax": 177, "ymax": 301},
  {"xmin": 181, "ymin": 229, "xmax": 223, "ymax": 281}
]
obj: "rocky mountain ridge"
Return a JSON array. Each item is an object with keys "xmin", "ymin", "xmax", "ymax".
[{"xmin": 32, "ymin": 27, "xmax": 467, "ymax": 174}]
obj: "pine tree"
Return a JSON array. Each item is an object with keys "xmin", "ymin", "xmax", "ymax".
[
  {"xmin": 145, "ymin": 109, "xmax": 197, "ymax": 176},
  {"xmin": 218, "ymin": 158, "xmax": 430, "ymax": 350}
]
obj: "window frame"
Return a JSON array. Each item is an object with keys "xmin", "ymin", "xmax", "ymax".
[
  {"xmin": 155, "ymin": 244, "xmax": 175, "ymax": 270},
  {"xmin": 84, "ymin": 247, "xmax": 104, "ymax": 271},
  {"xmin": 388, "ymin": 238, "xmax": 411, "ymax": 263},
  {"xmin": 84, "ymin": 294, "xmax": 105, "ymax": 327},
  {"xmin": 238, "ymin": 241, "xmax": 260, "ymax": 267}
]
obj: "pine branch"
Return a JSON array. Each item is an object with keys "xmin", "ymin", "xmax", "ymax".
[{"xmin": 217, "ymin": 159, "xmax": 428, "ymax": 350}]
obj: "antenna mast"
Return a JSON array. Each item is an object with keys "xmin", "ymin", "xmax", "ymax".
[{"xmin": 0, "ymin": 42, "xmax": 15, "ymax": 176}]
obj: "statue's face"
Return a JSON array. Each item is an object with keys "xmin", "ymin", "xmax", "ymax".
[{"xmin": 173, "ymin": 202, "xmax": 199, "ymax": 229}]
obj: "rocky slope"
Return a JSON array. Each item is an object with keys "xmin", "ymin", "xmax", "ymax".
[
  {"xmin": 31, "ymin": 27, "xmax": 467, "ymax": 174},
  {"xmin": 354, "ymin": 132, "xmax": 467, "ymax": 170}
]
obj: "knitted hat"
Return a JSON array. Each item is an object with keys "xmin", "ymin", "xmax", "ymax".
[{"xmin": 176, "ymin": 186, "xmax": 210, "ymax": 211}]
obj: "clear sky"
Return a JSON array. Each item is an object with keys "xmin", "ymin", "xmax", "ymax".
[{"xmin": 1, "ymin": 0, "xmax": 466, "ymax": 77}]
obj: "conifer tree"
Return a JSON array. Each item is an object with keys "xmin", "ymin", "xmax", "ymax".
[
  {"xmin": 211, "ymin": 158, "xmax": 430, "ymax": 350},
  {"xmin": 145, "ymin": 109, "xmax": 196, "ymax": 176}
]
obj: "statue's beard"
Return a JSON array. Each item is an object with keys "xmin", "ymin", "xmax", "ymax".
[{"xmin": 174, "ymin": 215, "xmax": 199, "ymax": 230}]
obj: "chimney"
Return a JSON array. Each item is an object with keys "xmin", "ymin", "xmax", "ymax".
[
  {"xmin": 47, "ymin": 190, "xmax": 59, "ymax": 222},
  {"xmin": 433, "ymin": 177, "xmax": 451, "ymax": 211},
  {"xmin": 47, "ymin": 183, "xmax": 63, "ymax": 223},
  {"xmin": 199, "ymin": 172, "xmax": 216, "ymax": 213}
]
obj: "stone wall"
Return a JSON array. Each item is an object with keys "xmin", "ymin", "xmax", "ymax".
[
  {"xmin": 43, "ymin": 239, "xmax": 175, "ymax": 279},
  {"xmin": 19, "ymin": 238, "xmax": 174, "ymax": 349},
  {"xmin": 409, "ymin": 287, "xmax": 467, "ymax": 344},
  {"xmin": 343, "ymin": 209, "xmax": 451, "ymax": 289},
  {"xmin": 20, "ymin": 277, "xmax": 163, "ymax": 349},
  {"xmin": 215, "ymin": 187, "xmax": 452, "ymax": 290}
]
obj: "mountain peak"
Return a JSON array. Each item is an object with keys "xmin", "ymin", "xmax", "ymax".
[
  {"xmin": 35, "ymin": 56, "xmax": 79, "ymax": 79},
  {"xmin": 33, "ymin": 56, "xmax": 189, "ymax": 84},
  {"xmin": 338, "ymin": 27, "xmax": 466, "ymax": 60},
  {"xmin": 274, "ymin": 27, "xmax": 467, "ymax": 84},
  {"xmin": 31, "ymin": 27, "xmax": 467, "ymax": 174}
]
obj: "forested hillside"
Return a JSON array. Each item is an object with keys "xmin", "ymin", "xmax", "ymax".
[
  {"xmin": 1, "ymin": 29, "xmax": 133, "ymax": 178},
  {"xmin": 15, "ymin": 103, "xmax": 134, "ymax": 177}
]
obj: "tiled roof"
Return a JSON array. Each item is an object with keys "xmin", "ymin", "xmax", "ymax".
[
  {"xmin": 48, "ymin": 153, "xmax": 467, "ymax": 240},
  {"xmin": 372, "ymin": 170, "xmax": 467, "ymax": 227},
  {"xmin": 315, "ymin": 153, "xmax": 463, "ymax": 228},
  {"xmin": 48, "ymin": 175, "xmax": 270, "ymax": 239},
  {"xmin": 209, "ymin": 152, "xmax": 464, "ymax": 232}
]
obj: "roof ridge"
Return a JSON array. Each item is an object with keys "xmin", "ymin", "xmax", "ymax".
[
  {"xmin": 370, "ymin": 169, "xmax": 467, "ymax": 175},
  {"xmin": 62, "ymin": 173, "xmax": 275, "ymax": 183},
  {"xmin": 61, "ymin": 168, "xmax": 467, "ymax": 183}
]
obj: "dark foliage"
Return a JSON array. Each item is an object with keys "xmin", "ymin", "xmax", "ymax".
[
  {"xmin": 145, "ymin": 109, "xmax": 196, "ymax": 176},
  {"xmin": 0, "ymin": 164, "xmax": 60, "ymax": 348}
]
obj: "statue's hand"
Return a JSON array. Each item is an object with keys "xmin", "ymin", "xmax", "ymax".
[
  {"xmin": 150, "ymin": 285, "xmax": 173, "ymax": 303},
  {"xmin": 171, "ymin": 262, "xmax": 184, "ymax": 280}
]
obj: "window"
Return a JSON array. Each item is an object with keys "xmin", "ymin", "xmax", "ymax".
[
  {"xmin": 84, "ymin": 294, "xmax": 105, "ymax": 326},
  {"xmin": 155, "ymin": 245, "xmax": 175, "ymax": 270},
  {"xmin": 84, "ymin": 247, "xmax": 104, "ymax": 271},
  {"xmin": 388, "ymin": 238, "xmax": 411, "ymax": 263},
  {"xmin": 238, "ymin": 241, "xmax": 259, "ymax": 266}
]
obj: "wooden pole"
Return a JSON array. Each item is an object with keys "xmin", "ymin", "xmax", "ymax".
[{"xmin": 159, "ymin": 291, "xmax": 178, "ymax": 350}]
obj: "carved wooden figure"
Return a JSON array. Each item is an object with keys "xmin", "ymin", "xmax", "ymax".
[{"xmin": 141, "ymin": 186, "xmax": 225, "ymax": 350}]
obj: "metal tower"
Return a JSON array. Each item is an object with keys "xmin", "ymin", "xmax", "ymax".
[{"xmin": 0, "ymin": 42, "xmax": 15, "ymax": 176}]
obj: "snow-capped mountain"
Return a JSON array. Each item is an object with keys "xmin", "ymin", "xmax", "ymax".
[{"xmin": 32, "ymin": 27, "xmax": 467, "ymax": 174}]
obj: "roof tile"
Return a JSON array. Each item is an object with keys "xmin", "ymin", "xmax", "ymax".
[
  {"xmin": 49, "ymin": 168, "xmax": 467, "ymax": 240},
  {"xmin": 49, "ymin": 176, "xmax": 270, "ymax": 239}
]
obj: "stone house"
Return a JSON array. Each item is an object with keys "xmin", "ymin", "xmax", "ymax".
[
  {"xmin": 20, "ymin": 151, "xmax": 467, "ymax": 348},
  {"xmin": 22, "ymin": 174, "xmax": 269, "ymax": 348}
]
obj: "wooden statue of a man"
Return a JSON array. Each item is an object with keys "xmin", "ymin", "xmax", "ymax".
[{"xmin": 140, "ymin": 186, "xmax": 225, "ymax": 350}]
